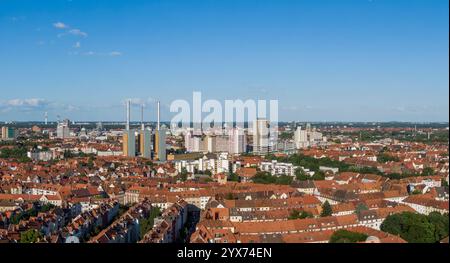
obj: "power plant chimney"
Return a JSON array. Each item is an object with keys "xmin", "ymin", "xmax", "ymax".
[
  {"xmin": 157, "ymin": 101, "xmax": 160, "ymax": 131},
  {"xmin": 141, "ymin": 104, "xmax": 145, "ymax": 130},
  {"xmin": 126, "ymin": 99, "xmax": 131, "ymax": 130}
]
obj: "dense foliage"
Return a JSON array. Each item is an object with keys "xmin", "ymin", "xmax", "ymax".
[
  {"xmin": 0, "ymin": 146, "xmax": 31, "ymax": 162},
  {"xmin": 355, "ymin": 203, "xmax": 369, "ymax": 216},
  {"xmin": 252, "ymin": 172, "xmax": 293, "ymax": 185},
  {"xmin": 377, "ymin": 153, "xmax": 400, "ymax": 163},
  {"xmin": 20, "ymin": 229, "xmax": 42, "ymax": 243},
  {"xmin": 228, "ymin": 172, "xmax": 240, "ymax": 182},
  {"xmin": 329, "ymin": 230, "xmax": 368, "ymax": 243},
  {"xmin": 320, "ymin": 201, "xmax": 333, "ymax": 217},
  {"xmin": 288, "ymin": 210, "xmax": 313, "ymax": 220},
  {"xmin": 380, "ymin": 212, "xmax": 449, "ymax": 243},
  {"xmin": 295, "ymin": 168, "xmax": 325, "ymax": 181},
  {"xmin": 139, "ymin": 207, "xmax": 162, "ymax": 239}
]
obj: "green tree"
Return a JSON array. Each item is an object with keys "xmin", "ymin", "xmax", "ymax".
[
  {"xmin": 140, "ymin": 207, "xmax": 161, "ymax": 239},
  {"xmin": 299, "ymin": 211, "xmax": 313, "ymax": 219},
  {"xmin": 288, "ymin": 209, "xmax": 301, "ymax": 220},
  {"xmin": 20, "ymin": 229, "xmax": 42, "ymax": 243},
  {"xmin": 411, "ymin": 189, "xmax": 422, "ymax": 195},
  {"xmin": 228, "ymin": 172, "xmax": 240, "ymax": 182},
  {"xmin": 179, "ymin": 167, "xmax": 188, "ymax": 181},
  {"xmin": 320, "ymin": 201, "xmax": 333, "ymax": 217},
  {"xmin": 355, "ymin": 203, "xmax": 369, "ymax": 216},
  {"xmin": 225, "ymin": 193, "xmax": 234, "ymax": 200},
  {"xmin": 311, "ymin": 171, "xmax": 325, "ymax": 181},
  {"xmin": 421, "ymin": 167, "xmax": 434, "ymax": 176},
  {"xmin": 87, "ymin": 156, "xmax": 95, "ymax": 168},
  {"xmin": 279, "ymin": 132, "xmax": 293, "ymax": 140},
  {"xmin": 252, "ymin": 172, "xmax": 293, "ymax": 185},
  {"xmin": 329, "ymin": 230, "xmax": 368, "ymax": 243},
  {"xmin": 380, "ymin": 212, "xmax": 437, "ymax": 243},
  {"xmin": 295, "ymin": 168, "xmax": 308, "ymax": 181},
  {"xmin": 427, "ymin": 212, "xmax": 449, "ymax": 242},
  {"xmin": 288, "ymin": 210, "xmax": 313, "ymax": 220},
  {"xmin": 377, "ymin": 153, "xmax": 400, "ymax": 163}
]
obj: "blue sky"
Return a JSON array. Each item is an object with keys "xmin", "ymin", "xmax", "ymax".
[{"xmin": 0, "ymin": 0, "xmax": 448, "ymax": 122}]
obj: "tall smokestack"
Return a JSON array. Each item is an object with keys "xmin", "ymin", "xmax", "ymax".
[
  {"xmin": 126, "ymin": 99, "xmax": 131, "ymax": 130},
  {"xmin": 157, "ymin": 101, "xmax": 160, "ymax": 131},
  {"xmin": 141, "ymin": 104, "xmax": 145, "ymax": 130}
]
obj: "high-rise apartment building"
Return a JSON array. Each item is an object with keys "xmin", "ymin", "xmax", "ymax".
[
  {"xmin": 56, "ymin": 119, "xmax": 70, "ymax": 139},
  {"xmin": 294, "ymin": 124, "xmax": 325, "ymax": 149},
  {"xmin": 1, "ymin": 127, "xmax": 17, "ymax": 140},
  {"xmin": 294, "ymin": 126, "xmax": 308, "ymax": 149},
  {"xmin": 228, "ymin": 128, "xmax": 246, "ymax": 154},
  {"xmin": 253, "ymin": 118, "xmax": 271, "ymax": 155}
]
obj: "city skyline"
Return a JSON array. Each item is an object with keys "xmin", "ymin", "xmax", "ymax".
[{"xmin": 0, "ymin": 0, "xmax": 449, "ymax": 122}]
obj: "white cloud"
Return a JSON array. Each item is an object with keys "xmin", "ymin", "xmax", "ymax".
[
  {"xmin": 73, "ymin": 41, "xmax": 81, "ymax": 48},
  {"xmin": 83, "ymin": 51, "xmax": 96, "ymax": 56},
  {"xmin": 80, "ymin": 51, "xmax": 123, "ymax": 57},
  {"xmin": 109, "ymin": 51, "xmax": 122, "ymax": 57},
  {"xmin": 66, "ymin": 105, "xmax": 79, "ymax": 111},
  {"xmin": 68, "ymin": 29, "xmax": 88, "ymax": 37},
  {"xmin": 0, "ymin": 98, "xmax": 50, "ymax": 113},
  {"xmin": 9, "ymin": 16, "xmax": 26, "ymax": 22},
  {"xmin": 5, "ymin": 98, "xmax": 47, "ymax": 107},
  {"xmin": 53, "ymin": 22, "xmax": 68, "ymax": 29},
  {"xmin": 58, "ymin": 28, "xmax": 88, "ymax": 38}
]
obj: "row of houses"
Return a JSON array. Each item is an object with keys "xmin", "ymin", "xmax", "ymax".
[
  {"xmin": 89, "ymin": 199, "xmax": 154, "ymax": 243},
  {"xmin": 139, "ymin": 200, "xmax": 190, "ymax": 243}
]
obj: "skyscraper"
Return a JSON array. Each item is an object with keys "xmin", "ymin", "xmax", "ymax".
[
  {"xmin": 294, "ymin": 124, "xmax": 324, "ymax": 149},
  {"xmin": 56, "ymin": 119, "xmax": 70, "ymax": 139},
  {"xmin": 229, "ymin": 128, "xmax": 246, "ymax": 154},
  {"xmin": 253, "ymin": 118, "xmax": 270, "ymax": 155},
  {"xmin": 294, "ymin": 126, "xmax": 308, "ymax": 149},
  {"xmin": 1, "ymin": 127, "xmax": 17, "ymax": 141}
]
